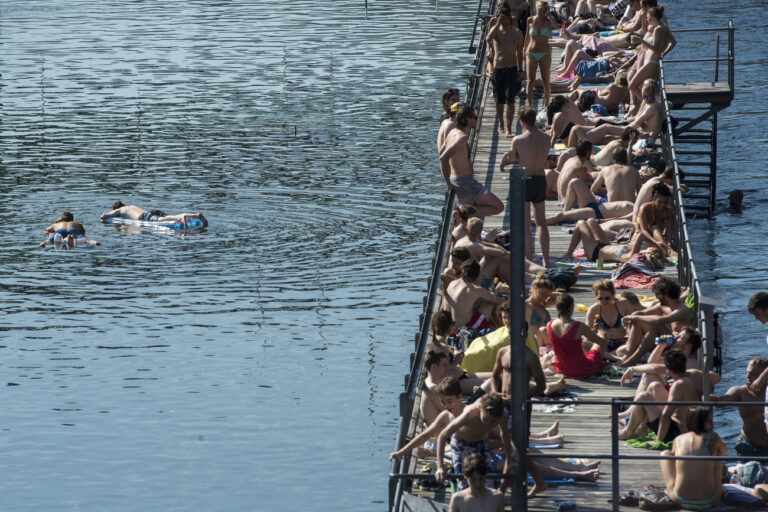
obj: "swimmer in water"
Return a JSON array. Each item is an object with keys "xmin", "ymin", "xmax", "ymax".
[
  {"xmin": 100, "ymin": 201, "xmax": 208, "ymax": 227},
  {"xmin": 40, "ymin": 229, "xmax": 101, "ymax": 248}
]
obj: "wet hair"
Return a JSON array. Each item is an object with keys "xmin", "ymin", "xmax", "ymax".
[
  {"xmin": 431, "ymin": 310, "xmax": 455, "ymax": 337},
  {"xmin": 728, "ymin": 190, "xmax": 744, "ymax": 209},
  {"xmin": 680, "ymin": 326, "xmax": 701, "ymax": 356},
  {"xmin": 59, "ymin": 211, "xmax": 74, "ymax": 222},
  {"xmin": 112, "ymin": 200, "xmax": 125, "ymax": 209},
  {"xmin": 546, "ymin": 95, "xmax": 569, "ymax": 124},
  {"xmin": 456, "ymin": 106, "xmax": 476, "ymax": 129},
  {"xmin": 612, "ymin": 147, "xmax": 628, "ymax": 165},
  {"xmin": 437, "ymin": 376, "xmax": 462, "ymax": 398},
  {"xmin": 481, "ymin": 392, "xmax": 505, "ymax": 418},
  {"xmin": 687, "ymin": 406, "xmax": 712, "ymax": 434},
  {"xmin": 651, "ymin": 182, "xmax": 671, "ymax": 198},
  {"xmin": 518, "ymin": 106, "xmax": 537, "ymax": 126},
  {"xmin": 652, "ymin": 277, "xmax": 681, "ymax": 301},
  {"xmin": 451, "ymin": 247, "xmax": 471, "ymax": 263},
  {"xmin": 592, "ymin": 279, "xmax": 615, "ymax": 296},
  {"xmin": 748, "ymin": 292, "xmax": 768, "ymax": 314},
  {"xmin": 467, "ymin": 217, "xmax": 484, "ymax": 236},
  {"xmin": 442, "ymin": 88, "xmax": 460, "ymax": 113},
  {"xmin": 620, "ymin": 127, "xmax": 638, "ymax": 143},
  {"xmin": 575, "ymin": 139, "xmax": 593, "ymax": 159},
  {"xmin": 663, "ymin": 349, "xmax": 687, "ymax": 375},
  {"xmin": 463, "ymin": 260, "xmax": 481, "ymax": 281},
  {"xmin": 661, "ymin": 165, "xmax": 675, "ymax": 180},
  {"xmin": 456, "ymin": 205, "xmax": 477, "ymax": 222},
  {"xmin": 556, "ymin": 293, "xmax": 575, "ymax": 318},
  {"xmin": 462, "ymin": 453, "xmax": 489, "ymax": 477},
  {"xmin": 648, "ymin": 5, "xmax": 664, "ymax": 19},
  {"xmin": 425, "ymin": 350, "xmax": 448, "ymax": 371}
]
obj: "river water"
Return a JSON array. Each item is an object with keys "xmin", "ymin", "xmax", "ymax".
[{"xmin": 0, "ymin": 0, "xmax": 762, "ymax": 510}]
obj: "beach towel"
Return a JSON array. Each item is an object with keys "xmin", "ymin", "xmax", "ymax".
[
  {"xmin": 611, "ymin": 261, "xmax": 661, "ymax": 289},
  {"xmin": 625, "ymin": 432, "xmax": 672, "ymax": 450},
  {"xmin": 532, "ymin": 390, "xmax": 581, "ymax": 414}
]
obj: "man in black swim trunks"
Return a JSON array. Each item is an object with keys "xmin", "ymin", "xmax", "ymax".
[
  {"xmin": 499, "ymin": 106, "xmax": 551, "ymax": 267},
  {"xmin": 100, "ymin": 200, "xmax": 208, "ymax": 227},
  {"xmin": 486, "ymin": 5, "xmax": 524, "ymax": 138}
]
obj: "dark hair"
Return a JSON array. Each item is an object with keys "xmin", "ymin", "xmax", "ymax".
[
  {"xmin": 462, "ymin": 260, "xmax": 481, "ymax": 281},
  {"xmin": 749, "ymin": 292, "xmax": 768, "ymax": 313},
  {"xmin": 499, "ymin": 3, "xmax": 512, "ymax": 18},
  {"xmin": 617, "ymin": 72, "xmax": 628, "ymax": 87},
  {"xmin": 456, "ymin": 106, "xmax": 476, "ymax": 129},
  {"xmin": 620, "ymin": 127, "xmax": 638, "ymax": 143},
  {"xmin": 481, "ymin": 392, "xmax": 505, "ymax": 418},
  {"xmin": 648, "ymin": 5, "xmax": 664, "ymax": 19},
  {"xmin": 652, "ymin": 277, "xmax": 681, "ymax": 301},
  {"xmin": 651, "ymin": 182, "xmax": 671, "ymax": 198},
  {"xmin": 437, "ymin": 376, "xmax": 462, "ymax": 397},
  {"xmin": 59, "ymin": 211, "xmax": 74, "ymax": 222},
  {"xmin": 660, "ymin": 165, "xmax": 674, "ymax": 180},
  {"xmin": 750, "ymin": 358, "xmax": 768, "ymax": 371},
  {"xmin": 462, "ymin": 453, "xmax": 489, "ymax": 477},
  {"xmin": 546, "ymin": 95, "xmax": 569, "ymax": 124},
  {"xmin": 451, "ymin": 247, "xmax": 471, "ymax": 262},
  {"xmin": 518, "ymin": 106, "xmax": 537, "ymax": 126},
  {"xmin": 575, "ymin": 139, "xmax": 593, "ymax": 159},
  {"xmin": 680, "ymin": 326, "xmax": 702, "ymax": 356},
  {"xmin": 112, "ymin": 200, "xmax": 125, "ymax": 209},
  {"xmin": 556, "ymin": 294, "xmax": 574, "ymax": 318},
  {"xmin": 442, "ymin": 88, "xmax": 460, "ymax": 113},
  {"xmin": 612, "ymin": 147, "xmax": 628, "ymax": 165},
  {"xmin": 663, "ymin": 349, "xmax": 687, "ymax": 375},
  {"xmin": 687, "ymin": 406, "xmax": 712, "ymax": 434},
  {"xmin": 425, "ymin": 349, "xmax": 448, "ymax": 371},
  {"xmin": 641, "ymin": 0, "xmax": 657, "ymax": 8},
  {"xmin": 456, "ymin": 205, "xmax": 476, "ymax": 221},
  {"xmin": 431, "ymin": 311, "xmax": 454, "ymax": 337}
]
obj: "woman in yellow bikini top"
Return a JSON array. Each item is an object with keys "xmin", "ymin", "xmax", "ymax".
[{"xmin": 523, "ymin": 0, "xmax": 558, "ymax": 109}]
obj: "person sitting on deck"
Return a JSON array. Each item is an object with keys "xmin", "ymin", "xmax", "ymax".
[
  {"xmin": 442, "ymin": 261, "xmax": 507, "ymax": 335},
  {"xmin": 710, "ymin": 358, "xmax": 768, "ymax": 458},
  {"xmin": 546, "ymin": 95, "xmax": 591, "ymax": 148},
  {"xmin": 448, "ymin": 454, "xmax": 504, "ymax": 512},
  {"xmin": 439, "ymin": 106, "xmax": 504, "ymax": 218},
  {"xmin": 618, "ymin": 277, "xmax": 695, "ymax": 367},
  {"xmin": 660, "ymin": 406, "xmax": 726, "ymax": 511},
  {"xmin": 451, "ymin": 205, "xmax": 476, "ymax": 245},
  {"xmin": 546, "ymin": 293, "xmax": 617, "ymax": 380},
  {"xmin": 631, "ymin": 163, "xmax": 674, "ymax": 230},
  {"xmin": 618, "ymin": 349, "xmax": 700, "ymax": 442},
  {"xmin": 586, "ymin": 279, "xmax": 635, "ymax": 352},
  {"xmin": 100, "ymin": 201, "xmax": 208, "ymax": 227},
  {"xmin": 499, "ymin": 106, "xmax": 552, "ymax": 267},
  {"xmin": 566, "ymin": 78, "xmax": 664, "ymax": 147},
  {"xmin": 632, "ymin": 182, "xmax": 675, "ymax": 257},
  {"xmin": 544, "ymin": 150, "xmax": 560, "ymax": 200},
  {"xmin": 428, "ymin": 312, "xmax": 491, "ymax": 395},
  {"xmin": 555, "ymin": 139, "xmax": 594, "ymax": 202},
  {"xmin": 442, "ymin": 247, "xmax": 471, "ymax": 292}
]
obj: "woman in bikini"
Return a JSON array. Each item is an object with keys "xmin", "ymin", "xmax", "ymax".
[
  {"xmin": 524, "ymin": 1, "xmax": 558, "ymax": 107},
  {"xmin": 626, "ymin": 6, "xmax": 674, "ymax": 114},
  {"xmin": 660, "ymin": 407, "xmax": 726, "ymax": 511},
  {"xmin": 586, "ymin": 279, "xmax": 634, "ymax": 352},
  {"xmin": 526, "ymin": 275, "xmax": 556, "ymax": 348},
  {"xmin": 546, "ymin": 95, "xmax": 590, "ymax": 148}
]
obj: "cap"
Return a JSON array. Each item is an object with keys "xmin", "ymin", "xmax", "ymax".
[{"xmin": 450, "ymin": 101, "xmax": 467, "ymax": 113}]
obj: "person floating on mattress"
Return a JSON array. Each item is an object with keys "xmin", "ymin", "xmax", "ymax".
[{"xmin": 100, "ymin": 201, "xmax": 208, "ymax": 227}]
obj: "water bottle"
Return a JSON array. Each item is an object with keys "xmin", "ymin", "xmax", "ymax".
[
  {"xmin": 618, "ymin": 102, "xmax": 625, "ymax": 123},
  {"xmin": 654, "ymin": 335, "xmax": 675, "ymax": 345}
]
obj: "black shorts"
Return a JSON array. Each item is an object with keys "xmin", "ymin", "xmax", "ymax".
[
  {"xmin": 524, "ymin": 175, "xmax": 547, "ymax": 204},
  {"xmin": 492, "ymin": 66, "xmax": 521, "ymax": 104},
  {"xmin": 648, "ymin": 417, "xmax": 681, "ymax": 444}
]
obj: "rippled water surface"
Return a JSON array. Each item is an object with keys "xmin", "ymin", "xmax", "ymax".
[
  {"xmin": 0, "ymin": 0, "xmax": 763, "ymax": 510},
  {"xmin": 0, "ymin": 1, "xmax": 473, "ymax": 510}
]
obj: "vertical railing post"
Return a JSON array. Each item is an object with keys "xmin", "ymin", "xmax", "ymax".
[
  {"xmin": 508, "ymin": 167, "xmax": 528, "ymax": 512},
  {"xmin": 714, "ymin": 34, "xmax": 720, "ymax": 82},
  {"xmin": 611, "ymin": 398, "xmax": 620, "ymax": 512}
]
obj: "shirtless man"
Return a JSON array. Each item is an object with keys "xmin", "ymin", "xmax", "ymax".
[
  {"xmin": 710, "ymin": 358, "xmax": 768, "ymax": 458},
  {"xmin": 567, "ymin": 78, "xmax": 664, "ymax": 146},
  {"xmin": 451, "ymin": 205, "xmax": 476, "ymax": 244},
  {"xmin": 392, "ymin": 376, "xmax": 465, "ymax": 461},
  {"xmin": 44, "ymin": 211, "xmax": 85, "ymax": 235},
  {"xmin": 632, "ymin": 164, "xmax": 673, "ymax": 227},
  {"xmin": 455, "ymin": 218, "xmax": 511, "ymax": 283},
  {"xmin": 100, "ymin": 201, "xmax": 208, "ymax": 227},
  {"xmin": 442, "ymin": 260, "xmax": 506, "ymax": 331},
  {"xmin": 619, "ymin": 350, "xmax": 699, "ymax": 442},
  {"xmin": 449, "ymin": 454, "xmax": 504, "ymax": 512},
  {"xmin": 590, "ymin": 148, "xmax": 640, "ymax": 202},
  {"xmin": 660, "ymin": 407, "xmax": 726, "ymax": 510},
  {"xmin": 570, "ymin": 71, "xmax": 630, "ymax": 113},
  {"xmin": 438, "ymin": 101, "xmax": 464, "ymax": 154},
  {"xmin": 499, "ymin": 106, "xmax": 551, "ymax": 267},
  {"xmin": 546, "ymin": 199, "xmax": 634, "ymax": 225},
  {"xmin": 486, "ymin": 5, "xmax": 524, "ymax": 137},
  {"xmin": 442, "ymin": 247, "xmax": 471, "ymax": 292},
  {"xmin": 619, "ymin": 277, "xmax": 695, "ymax": 366},
  {"xmin": 555, "ymin": 139, "xmax": 594, "ymax": 201},
  {"xmin": 435, "ymin": 393, "xmax": 517, "ymax": 493},
  {"xmin": 748, "ymin": 292, "xmax": 768, "ymax": 346},
  {"xmin": 591, "ymin": 127, "xmax": 637, "ymax": 167},
  {"xmin": 420, "ymin": 351, "xmax": 455, "ymax": 427},
  {"xmin": 440, "ymin": 107, "xmax": 504, "ymax": 217},
  {"xmin": 634, "ymin": 182, "xmax": 674, "ymax": 256},
  {"xmin": 544, "ymin": 150, "xmax": 560, "ymax": 199}
]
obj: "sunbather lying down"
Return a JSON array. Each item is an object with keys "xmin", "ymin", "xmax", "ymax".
[{"xmin": 560, "ymin": 217, "xmax": 668, "ymax": 263}]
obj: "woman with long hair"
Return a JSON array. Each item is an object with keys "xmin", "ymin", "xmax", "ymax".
[{"xmin": 524, "ymin": 1, "xmax": 558, "ymax": 107}]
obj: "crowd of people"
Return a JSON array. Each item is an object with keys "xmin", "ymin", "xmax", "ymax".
[{"xmin": 395, "ymin": 0, "xmax": 766, "ymax": 509}]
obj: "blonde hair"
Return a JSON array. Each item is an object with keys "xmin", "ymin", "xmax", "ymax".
[{"xmin": 643, "ymin": 248, "xmax": 666, "ymax": 270}]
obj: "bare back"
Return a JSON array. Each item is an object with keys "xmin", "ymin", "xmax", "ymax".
[
  {"xmin": 443, "ymin": 128, "xmax": 474, "ymax": 179},
  {"xmin": 557, "ymin": 157, "xmax": 588, "ymax": 199},
  {"xmin": 601, "ymin": 164, "xmax": 640, "ymax": 202},
  {"xmin": 510, "ymin": 128, "xmax": 550, "ymax": 176}
]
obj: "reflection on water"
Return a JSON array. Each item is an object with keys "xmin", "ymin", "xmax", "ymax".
[{"xmin": 0, "ymin": 1, "xmax": 471, "ymax": 510}]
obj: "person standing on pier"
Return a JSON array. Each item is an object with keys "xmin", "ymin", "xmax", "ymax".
[
  {"xmin": 499, "ymin": 106, "xmax": 552, "ymax": 267},
  {"xmin": 440, "ymin": 106, "xmax": 505, "ymax": 218},
  {"xmin": 523, "ymin": 1, "xmax": 558, "ymax": 108},
  {"xmin": 486, "ymin": 5, "xmax": 524, "ymax": 138}
]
